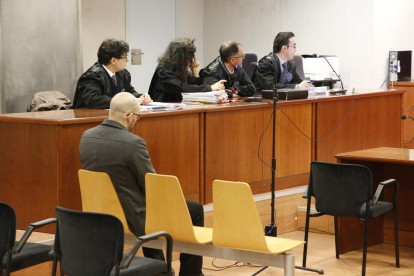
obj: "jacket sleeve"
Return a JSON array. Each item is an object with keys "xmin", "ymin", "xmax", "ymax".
[
  {"xmin": 255, "ymin": 62, "xmax": 277, "ymax": 91},
  {"xmin": 289, "ymin": 62, "xmax": 303, "ymax": 85},
  {"xmin": 235, "ymin": 70, "xmax": 255, "ymax": 96},
  {"xmin": 122, "ymin": 69, "xmax": 141, "ymax": 98},
  {"xmin": 129, "ymin": 138, "xmax": 156, "ymax": 193},
  {"xmin": 158, "ymin": 68, "xmax": 212, "ymax": 94},
  {"xmin": 75, "ymin": 72, "xmax": 113, "ymax": 109}
]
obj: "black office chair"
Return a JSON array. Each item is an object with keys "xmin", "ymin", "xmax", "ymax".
[
  {"xmin": 242, "ymin": 52, "xmax": 258, "ymax": 80},
  {"xmin": 52, "ymin": 207, "xmax": 174, "ymax": 276},
  {"xmin": 301, "ymin": 161, "xmax": 399, "ymax": 276},
  {"xmin": 0, "ymin": 202, "xmax": 56, "ymax": 276}
]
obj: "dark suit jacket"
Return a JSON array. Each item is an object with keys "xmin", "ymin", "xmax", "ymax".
[
  {"xmin": 79, "ymin": 119, "xmax": 154, "ymax": 237},
  {"xmin": 200, "ymin": 57, "xmax": 255, "ymax": 96},
  {"xmin": 148, "ymin": 63, "xmax": 211, "ymax": 102},
  {"xmin": 252, "ymin": 52, "xmax": 302, "ymax": 93},
  {"xmin": 73, "ymin": 62, "xmax": 140, "ymax": 109}
]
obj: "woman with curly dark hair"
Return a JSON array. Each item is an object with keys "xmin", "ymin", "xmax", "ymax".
[{"xmin": 148, "ymin": 37, "xmax": 225, "ymax": 102}]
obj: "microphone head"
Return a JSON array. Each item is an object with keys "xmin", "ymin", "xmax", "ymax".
[
  {"xmin": 401, "ymin": 115, "xmax": 408, "ymax": 120},
  {"xmin": 302, "ymin": 54, "xmax": 320, "ymax": 58},
  {"xmin": 250, "ymin": 62, "xmax": 258, "ymax": 68}
]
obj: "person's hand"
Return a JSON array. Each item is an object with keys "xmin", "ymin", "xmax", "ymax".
[
  {"xmin": 211, "ymin": 80, "xmax": 226, "ymax": 91},
  {"xmin": 139, "ymin": 94, "xmax": 153, "ymax": 105},
  {"xmin": 192, "ymin": 59, "xmax": 201, "ymax": 78},
  {"xmin": 297, "ymin": 80, "xmax": 313, "ymax": 89}
]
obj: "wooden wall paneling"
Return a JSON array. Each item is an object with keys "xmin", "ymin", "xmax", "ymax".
[
  {"xmin": 361, "ymin": 94, "xmax": 401, "ymax": 149},
  {"xmin": 262, "ymin": 103, "xmax": 312, "ymax": 179},
  {"xmin": 136, "ymin": 113, "xmax": 201, "ymax": 199},
  {"xmin": 204, "ymin": 108, "xmax": 264, "ymax": 203},
  {"xmin": 315, "ymin": 98, "xmax": 362, "ymax": 163},
  {"xmin": 402, "ymin": 87, "xmax": 414, "ymax": 148},
  {"xmin": 0, "ymin": 122, "xmax": 58, "ymax": 232},
  {"xmin": 58, "ymin": 122, "xmax": 102, "ymax": 212}
]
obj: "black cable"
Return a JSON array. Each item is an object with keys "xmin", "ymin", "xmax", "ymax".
[
  {"xmin": 297, "ymin": 227, "xmax": 334, "ymax": 235},
  {"xmin": 257, "ymin": 101, "xmax": 276, "ymax": 170},
  {"xmin": 379, "ymin": 74, "xmax": 389, "ymax": 89},
  {"xmin": 202, "ymin": 258, "xmax": 251, "ymax": 271},
  {"xmin": 262, "ymin": 90, "xmax": 356, "ymax": 142},
  {"xmin": 404, "ymin": 105, "xmax": 414, "ymax": 113}
]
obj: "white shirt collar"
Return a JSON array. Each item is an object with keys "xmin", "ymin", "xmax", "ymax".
[{"xmin": 102, "ymin": 64, "xmax": 116, "ymax": 77}]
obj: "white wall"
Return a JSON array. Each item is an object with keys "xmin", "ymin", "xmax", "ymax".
[
  {"xmin": 81, "ymin": 0, "xmax": 126, "ymax": 72},
  {"xmin": 176, "ymin": 0, "xmax": 204, "ymax": 66},
  {"xmin": 202, "ymin": 0, "xmax": 414, "ymax": 89}
]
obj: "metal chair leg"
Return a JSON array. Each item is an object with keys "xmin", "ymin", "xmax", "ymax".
[
  {"xmin": 362, "ymin": 211, "xmax": 369, "ymax": 276},
  {"xmin": 334, "ymin": 216, "xmax": 339, "ymax": 259},
  {"xmin": 302, "ymin": 196, "xmax": 312, "ymax": 267},
  {"xmin": 394, "ymin": 207, "xmax": 400, "ymax": 268}
]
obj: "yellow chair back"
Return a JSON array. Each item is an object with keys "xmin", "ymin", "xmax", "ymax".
[
  {"xmin": 145, "ymin": 173, "xmax": 212, "ymax": 244},
  {"xmin": 78, "ymin": 169, "xmax": 133, "ymax": 235}
]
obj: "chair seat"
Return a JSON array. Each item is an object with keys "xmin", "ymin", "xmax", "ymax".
[
  {"xmin": 110, "ymin": 255, "xmax": 168, "ymax": 276},
  {"xmin": 1, "ymin": 243, "xmax": 52, "ymax": 271},
  {"xmin": 265, "ymin": 236, "xmax": 305, "ymax": 254},
  {"xmin": 193, "ymin": 226, "xmax": 213, "ymax": 244},
  {"xmin": 360, "ymin": 201, "xmax": 394, "ymax": 218}
]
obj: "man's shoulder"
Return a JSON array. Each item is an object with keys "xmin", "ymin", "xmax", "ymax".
[
  {"xmin": 82, "ymin": 121, "xmax": 143, "ymax": 145},
  {"xmin": 80, "ymin": 62, "xmax": 106, "ymax": 80},
  {"xmin": 200, "ymin": 58, "xmax": 223, "ymax": 76}
]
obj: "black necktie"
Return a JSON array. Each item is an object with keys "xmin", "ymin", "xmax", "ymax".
[{"xmin": 280, "ymin": 63, "xmax": 288, "ymax": 84}]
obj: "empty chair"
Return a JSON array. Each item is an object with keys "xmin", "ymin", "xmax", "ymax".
[
  {"xmin": 292, "ymin": 55, "xmax": 306, "ymax": 80},
  {"xmin": 212, "ymin": 180, "xmax": 304, "ymax": 254},
  {"xmin": 0, "ymin": 202, "xmax": 56, "ymax": 276},
  {"xmin": 302, "ymin": 161, "xmax": 399, "ymax": 276},
  {"xmin": 145, "ymin": 173, "xmax": 213, "ymax": 244},
  {"xmin": 51, "ymin": 206, "xmax": 173, "ymax": 276},
  {"xmin": 242, "ymin": 52, "xmax": 258, "ymax": 80}
]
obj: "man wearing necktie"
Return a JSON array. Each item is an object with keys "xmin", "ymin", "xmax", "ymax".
[
  {"xmin": 73, "ymin": 38, "xmax": 152, "ymax": 109},
  {"xmin": 252, "ymin": 32, "xmax": 313, "ymax": 93}
]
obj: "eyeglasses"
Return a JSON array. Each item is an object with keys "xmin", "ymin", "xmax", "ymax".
[
  {"xmin": 232, "ymin": 53, "xmax": 245, "ymax": 59},
  {"xmin": 118, "ymin": 55, "xmax": 128, "ymax": 61},
  {"xmin": 127, "ymin": 112, "xmax": 141, "ymax": 120},
  {"xmin": 285, "ymin": 45, "xmax": 297, "ymax": 49}
]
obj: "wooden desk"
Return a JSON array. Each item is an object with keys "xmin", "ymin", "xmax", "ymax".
[
  {"xmin": 388, "ymin": 82, "xmax": 414, "ymax": 149},
  {"xmin": 335, "ymin": 147, "xmax": 414, "ymax": 253},
  {"xmin": 0, "ymin": 89, "xmax": 404, "ymax": 232}
]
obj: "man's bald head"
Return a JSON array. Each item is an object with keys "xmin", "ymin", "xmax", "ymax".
[{"xmin": 109, "ymin": 93, "xmax": 140, "ymax": 130}]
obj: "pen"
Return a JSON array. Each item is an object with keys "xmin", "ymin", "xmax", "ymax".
[{"xmin": 150, "ymin": 106, "xmax": 168, "ymax": 110}]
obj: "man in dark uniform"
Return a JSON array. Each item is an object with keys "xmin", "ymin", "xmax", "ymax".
[
  {"xmin": 73, "ymin": 38, "xmax": 151, "ymax": 109},
  {"xmin": 252, "ymin": 32, "xmax": 312, "ymax": 93},
  {"xmin": 79, "ymin": 92, "xmax": 206, "ymax": 276},
  {"xmin": 200, "ymin": 40, "xmax": 255, "ymax": 96}
]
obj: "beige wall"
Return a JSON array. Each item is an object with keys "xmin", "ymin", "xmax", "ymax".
[{"xmin": 81, "ymin": 0, "xmax": 126, "ymax": 73}]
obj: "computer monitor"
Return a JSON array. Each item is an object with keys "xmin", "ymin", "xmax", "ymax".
[{"xmin": 302, "ymin": 56, "xmax": 340, "ymax": 81}]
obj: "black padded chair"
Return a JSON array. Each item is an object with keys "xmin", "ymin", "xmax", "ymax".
[
  {"xmin": 52, "ymin": 207, "xmax": 173, "ymax": 276},
  {"xmin": 0, "ymin": 202, "xmax": 56, "ymax": 276},
  {"xmin": 302, "ymin": 161, "xmax": 399, "ymax": 276},
  {"xmin": 242, "ymin": 52, "xmax": 258, "ymax": 80}
]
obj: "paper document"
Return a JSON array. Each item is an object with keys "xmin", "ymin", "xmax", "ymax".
[
  {"xmin": 140, "ymin": 102, "xmax": 186, "ymax": 111},
  {"xmin": 182, "ymin": 90, "xmax": 228, "ymax": 104}
]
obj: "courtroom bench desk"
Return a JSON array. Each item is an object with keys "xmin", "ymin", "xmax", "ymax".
[{"xmin": 0, "ymin": 89, "xmax": 404, "ymax": 231}]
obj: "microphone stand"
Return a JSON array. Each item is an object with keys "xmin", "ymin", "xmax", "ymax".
[{"xmin": 253, "ymin": 60, "xmax": 323, "ymax": 276}]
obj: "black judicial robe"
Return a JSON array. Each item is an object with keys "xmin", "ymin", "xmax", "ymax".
[
  {"xmin": 148, "ymin": 64, "xmax": 211, "ymax": 102},
  {"xmin": 200, "ymin": 57, "xmax": 255, "ymax": 96},
  {"xmin": 252, "ymin": 52, "xmax": 302, "ymax": 93},
  {"xmin": 73, "ymin": 62, "xmax": 140, "ymax": 109}
]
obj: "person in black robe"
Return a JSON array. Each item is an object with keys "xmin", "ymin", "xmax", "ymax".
[
  {"xmin": 252, "ymin": 32, "xmax": 313, "ymax": 93},
  {"xmin": 73, "ymin": 38, "xmax": 152, "ymax": 109},
  {"xmin": 148, "ymin": 37, "xmax": 225, "ymax": 102},
  {"xmin": 200, "ymin": 41, "xmax": 255, "ymax": 96}
]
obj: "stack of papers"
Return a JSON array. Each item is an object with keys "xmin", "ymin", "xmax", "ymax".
[
  {"xmin": 308, "ymin": 86, "xmax": 328, "ymax": 94},
  {"xmin": 140, "ymin": 102, "xmax": 186, "ymax": 111},
  {"xmin": 181, "ymin": 90, "xmax": 228, "ymax": 104}
]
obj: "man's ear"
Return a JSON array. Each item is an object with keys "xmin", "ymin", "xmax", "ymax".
[{"xmin": 110, "ymin": 57, "xmax": 117, "ymax": 64}]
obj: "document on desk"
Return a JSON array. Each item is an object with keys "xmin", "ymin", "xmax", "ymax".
[
  {"xmin": 182, "ymin": 90, "xmax": 228, "ymax": 104},
  {"xmin": 140, "ymin": 102, "xmax": 186, "ymax": 111}
]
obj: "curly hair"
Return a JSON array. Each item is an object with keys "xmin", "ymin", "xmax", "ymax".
[
  {"xmin": 158, "ymin": 37, "xmax": 197, "ymax": 83},
  {"xmin": 98, "ymin": 39, "xmax": 129, "ymax": 65}
]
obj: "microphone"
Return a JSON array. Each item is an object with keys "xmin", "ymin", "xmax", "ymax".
[
  {"xmin": 301, "ymin": 54, "xmax": 344, "ymax": 89},
  {"xmin": 244, "ymin": 62, "xmax": 262, "ymax": 102},
  {"xmin": 401, "ymin": 115, "xmax": 414, "ymax": 121}
]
